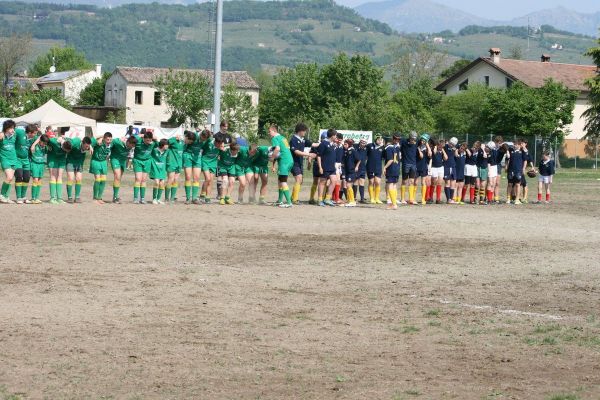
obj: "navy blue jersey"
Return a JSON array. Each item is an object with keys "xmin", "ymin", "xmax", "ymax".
[
  {"xmin": 431, "ymin": 150, "xmax": 444, "ymax": 168},
  {"xmin": 466, "ymin": 149, "xmax": 478, "ymax": 165},
  {"xmin": 508, "ymin": 149, "xmax": 524, "ymax": 172},
  {"xmin": 477, "ymin": 150, "xmax": 488, "ymax": 168},
  {"xmin": 366, "ymin": 143, "xmax": 384, "ymax": 173},
  {"xmin": 522, "ymin": 150, "xmax": 532, "ymax": 165},
  {"xmin": 289, "ymin": 135, "xmax": 306, "ymax": 166},
  {"xmin": 344, "ymin": 147, "xmax": 358, "ymax": 174},
  {"xmin": 385, "ymin": 144, "xmax": 401, "ymax": 176},
  {"xmin": 335, "ymin": 144, "xmax": 344, "ymax": 163},
  {"xmin": 317, "ymin": 140, "xmax": 336, "ymax": 171},
  {"xmin": 489, "ymin": 149, "xmax": 498, "ymax": 166},
  {"xmin": 455, "ymin": 153, "xmax": 466, "ymax": 176},
  {"xmin": 401, "ymin": 139, "xmax": 418, "ymax": 165},
  {"xmin": 416, "ymin": 145, "xmax": 430, "ymax": 172},
  {"xmin": 310, "ymin": 147, "xmax": 319, "ymax": 175},
  {"xmin": 443, "ymin": 145, "xmax": 456, "ymax": 167},
  {"xmin": 538, "ymin": 159, "xmax": 555, "ymax": 176},
  {"xmin": 354, "ymin": 145, "xmax": 367, "ymax": 171}
]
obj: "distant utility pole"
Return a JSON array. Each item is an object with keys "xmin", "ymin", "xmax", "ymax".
[{"xmin": 211, "ymin": 0, "xmax": 223, "ymax": 132}]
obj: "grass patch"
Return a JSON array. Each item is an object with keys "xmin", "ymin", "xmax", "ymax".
[
  {"xmin": 533, "ymin": 324, "xmax": 562, "ymax": 334},
  {"xmin": 401, "ymin": 325, "xmax": 420, "ymax": 334},
  {"xmin": 424, "ymin": 309, "xmax": 441, "ymax": 317},
  {"xmin": 0, "ymin": 386, "xmax": 24, "ymax": 400},
  {"xmin": 335, "ymin": 375, "xmax": 347, "ymax": 383},
  {"xmin": 428, "ymin": 320, "xmax": 442, "ymax": 327},
  {"xmin": 404, "ymin": 389, "xmax": 421, "ymax": 396},
  {"xmin": 547, "ymin": 394, "xmax": 579, "ymax": 400}
]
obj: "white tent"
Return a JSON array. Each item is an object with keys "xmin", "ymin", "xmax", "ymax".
[{"xmin": 14, "ymin": 99, "xmax": 96, "ymax": 135}]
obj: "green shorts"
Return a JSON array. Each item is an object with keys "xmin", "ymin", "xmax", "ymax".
[
  {"xmin": 31, "ymin": 162, "xmax": 45, "ymax": 178},
  {"xmin": 201, "ymin": 158, "xmax": 218, "ymax": 174},
  {"xmin": 478, "ymin": 167, "xmax": 488, "ymax": 181},
  {"xmin": 47, "ymin": 157, "xmax": 66, "ymax": 169},
  {"xmin": 235, "ymin": 165, "xmax": 253, "ymax": 176},
  {"xmin": 252, "ymin": 165, "xmax": 269, "ymax": 175},
  {"xmin": 277, "ymin": 160, "xmax": 293, "ymax": 177},
  {"xmin": 17, "ymin": 157, "xmax": 30, "ymax": 171},
  {"xmin": 218, "ymin": 164, "xmax": 236, "ymax": 176},
  {"xmin": 183, "ymin": 153, "xmax": 201, "ymax": 169},
  {"xmin": 1, "ymin": 159, "xmax": 19, "ymax": 171},
  {"xmin": 167, "ymin": 164, "xmax": 181, "ymax": 174},
  {"xmin": 133, "ymin": 159, "xmax": 151, "ymax": 173},
  {"xmin": 110, "ymin": 157, "xmax": 127, "ymax": 172},
  {"xmin": 150, "ymin": 163, "xmax": 167, "ymax": 180},
  {"xmin": 66, "ymin": 162, "xmax": 84, "ymax": 173},
  {"xmin": 89, "ymin": 160, "xmax": 108, "ymax": 175}
]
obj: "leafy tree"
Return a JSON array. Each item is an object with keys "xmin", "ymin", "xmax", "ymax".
[
  {"xmin": 583, "ymin": 35, "xmax": 600, "ymax": 139},
  {"xmin": 220, "ymin": 82, "xmax": 258, "ymax": 141},
  {"xmin": 78, "ymin": 72, "xmax": 109, "ymax": 106},
  {"xmin": 105, "ymin": 108, "xmax": 126, "ymax": 124},
  {"xmin": 434, "ymin": 84, "xmax": 491, "ymax": 135},
  {"xmin": 388, "ymin": 39, "xmax": 447, "ymax": 90},
  {"xmin": 12, "ymin": 89, "xmax": 72, "ymax": 114},
  {"xmin": 0, "ymin": 34, "xmax": 31, "ymax": 98},
  {"xmin": 153, "ymin": 70, "xmax": 212, "ymax": 127},
  {"xmin": 440, "ymin": 59, "xmax": 471, "ymax": 80},
  {"xmin": 30, "ymin": 46, "xmax": 93, "ymax": 78}
]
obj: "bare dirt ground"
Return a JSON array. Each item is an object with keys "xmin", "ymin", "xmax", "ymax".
[{"xmin": 1, "ymin": 171, "xmax": 600, "ymax": 400}]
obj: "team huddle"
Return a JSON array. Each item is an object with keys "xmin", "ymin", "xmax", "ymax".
[{"xmin": 0, "ymin": 119, "xmax": 556, "ymax": 207}]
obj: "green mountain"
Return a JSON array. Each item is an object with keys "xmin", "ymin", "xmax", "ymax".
[{"xmin": 0, "ymin": 0, "xmax": 397, "ymax": 72}]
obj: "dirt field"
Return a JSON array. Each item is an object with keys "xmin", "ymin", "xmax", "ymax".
[{"xmin": 1, "ymin": 170, "xmax": 600, "ymax": 400}]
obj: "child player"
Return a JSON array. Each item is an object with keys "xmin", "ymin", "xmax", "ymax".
[
  {"xmin": 46, "ymin": 136, "xmax": 72, "ymax": 204},
  {"xmin": 132, "ymin": 131, "xmax": 156, "ymax": 204},
  {"xmin": 430, "ymin": 139, "xmax": 446, "ymax": 204},
  {"xmin": 443, "ymin": 137, "xmax": 458, "ymax": 204},
  {"xmin": 454, "ymin": 143, "xmax": 466, "ymax": 204},
  {"xmin": 183, "ymin": 130, "xmax": 202, "ymax": 204},
  {"xmin": 416, "ymin": 133, "xmax": 431, "ymax": 205},
  {"xmin": 217, "ymin": 140, "xmax": 238, "ymax": 205},
  {"xmin": 234, "ymin": 142, "xmax": 253, "ymax": 203},
  {"xmin": 249, "ymin": 143, "xmax": 270, "ymax": 204},
  {"xmin": 537, "ymin": 151, "xmax": 555, "ymax": 204},
  {"xmin": 0, "ymin": 120, "xmax": 18, "ymax": 203},
  {"xmin": 65, "ymin": 136, "xmax": 92, "ymax": 203},
  {"xmin": 89, "ymin": 132, "xmax": 113, "ymax": 204},
  {"xmin": 150, "ymin": 139, "xmax": 169, "ymax": 204},
  {"xmin": 343, "ymin": 138, "xmax": 359, "ymax": 207},
  {"xmin": 14, "ymin": 126, "xmax": 33, "ymax": 204},
  {"xmin": 165, "ymin": 135, "xmax": 184, "ymax": 203},
  {"xmin": 400, "ymin": 131, "xmax": 418, "ymax": 205},
  {"xmin": 354, "ymin": 139, "xmax": 368, "ymax": 203},
  {"xmin": 383, "ymin": 133, "xmax": 401, "ymax": 210},
  {"xmin": 316, "ymin": 129, "xmax": 338, "ymax": 207},
  {"xmin": 289, "ymin": 122, "xmax": 312, "ymax": 204},
  {"xmin": 110, "ymin": 135, "xmax": 137, "ymax": 204},
  {"xmin": 200, "ymin": 130, "xmax": 220, "ymax": 203},
  {"xmin": 29, "ymin": 134, "xmax": 49, "ymax": 204},
  {"xmin": 366, "ymin": 135, "xmax": 384, "ymax": 204},
  {"xmin": 269, "ymin": 124, "xmax": 294, "ymax": 208}
]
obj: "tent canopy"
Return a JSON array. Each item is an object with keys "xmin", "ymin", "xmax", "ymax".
[{"xmin": 14, "ymin": 99, "xmax": 96, "ymax": 134}]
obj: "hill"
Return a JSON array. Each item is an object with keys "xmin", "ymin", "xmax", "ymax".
[
  {"xmin": 0, "ymin": 0, "xmax": 397, "ymax": 72},
  {"xmin": 510, "ymin": 7, "xmax": 600, "ymax": 37}
]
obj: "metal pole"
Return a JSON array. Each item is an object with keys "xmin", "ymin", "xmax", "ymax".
[
  {"xmin": 211, "ymin": 0, "xmax": 223, "ymax": 132},
  {"xmin": 534, "ymin": 135, "xmax": 537, "ymax": 166},
  {"xmin": 595, "ymin": 137, "xmax": 598, "ymax": 170}
]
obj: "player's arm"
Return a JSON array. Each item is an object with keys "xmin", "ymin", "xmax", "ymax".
[
  {"xmin": 0, "ymin": 132, "xmax": 4, "ymax": 141},
  {"xmin": 441, "ymin": 148, "xmax": 448, "ymax": 161},
  {"xmin": 30, "ymin": 135, "xmax": 41, "ymax": 152}
]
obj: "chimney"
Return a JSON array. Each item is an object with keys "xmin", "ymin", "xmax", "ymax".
[
  {"xmin": 541, "ymin": 54, "xmax": 551, "ymax": 63},
  {"xmin": 489, "ymin": 48, "xmax": 501, "ymax": 64},
  {"xmin": 95, "ymin": 64, "xmax": 102, "ymax": 77}
]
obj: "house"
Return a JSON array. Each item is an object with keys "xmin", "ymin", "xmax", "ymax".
[
  {"xmin": 435, "ymin": 48, "xmax": 598, "ymax": 158},
  {"xmin": 36, "ymin": 64, "xmax": 102, "ymax": 105},
  {"xmin": 104, "ymin": 67, "xmax": 260, "ymax": 127}
]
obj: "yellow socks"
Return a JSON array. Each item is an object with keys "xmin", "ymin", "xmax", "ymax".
[{"xmin": 347, "ymin": 186, "xmax": 355, "ymax": 202}]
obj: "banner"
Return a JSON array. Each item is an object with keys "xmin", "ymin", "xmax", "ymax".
[
  {"xmin": 319, "ymin": 129, "xmax": 372, "ymax": 143},
  {"xmin": 64, "ymin": 126, "xmax": 86, "ymax": 138},
  {"xmin": 97, "ymin": 123, "xmax": 184, "ymax": 139}
]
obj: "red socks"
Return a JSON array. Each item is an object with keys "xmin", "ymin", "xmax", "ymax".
[
  {"xmin": 461, "ymin": 187, "xmax": 467, "ymax": 202},
  {"xmin": 546, "ymin": 193, "xmax": 550, "ymax": 201},
  {"xmin": 333, "ymin": 185, "xmax": 341, "ymax": 201},
  {"xmin": 469, "ymin": 187, "xmax": 475, "ymax": 202},
  {"xmin": 487, "ymin": 190, "xmax": 493, "ymax": 202},
  {"xmin": 538, "ymin": 193, "xmax": 542, "ymax": 201},
  {"xmin": 435, "ymin": 185, "xmax": 442, "ymax": 201}
]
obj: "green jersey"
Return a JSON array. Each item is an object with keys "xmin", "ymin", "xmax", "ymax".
[
  {"xmin": 47, "ymin": 138, "xmax": 68, "ymax": 160},
  {"xmin": 218, "ymin": 148, "xmax": 237, "ymax": 167},
  {"xmin": 184, "ymin": 132, "xmax": 203, "ymax": 157},
  {"xmin": 31, "ymin": 142, "xmax": 47, "ymax": 163},
  {"xmin": 201, "ymin": 138, "xmax": 219, "ymax": 161},
  {"xmin": 167, "ymin": 137, "xmax": 184, "ymax": 167},
  {"xmin": 133, "ymin": 139, "xmax": 155, "ymax": 161},
  {"xmin": 91, "ymin": 140, "xmax": 112, "ymax": 162},
  {"xmin": 110, "ymin": 138, "xmax": 130, "ymax": 160},
  {"xmin": 235, "ymin": 146, "xmax": 251, "ymax": 168},
  {"xmin": 151, "ymin": 147, "xmax": 168, "ymax": 164},
  {"xmin": 271, "ymin": 134, "xmax": 293, "ymax": 164},
  {"xmin": 250, "ymin": 146, "xmax": 270, "ymax": 167},
  {"xmin": 15, "ymin": 130, "xmax": 30, "ymax": 159},
  {"xmin": 66, "ymin": 138, "xmax": 88, "ymax": 165},
  {"xmin": 0, "ymin": 132, "xmax": 18, "ymax": 163}
]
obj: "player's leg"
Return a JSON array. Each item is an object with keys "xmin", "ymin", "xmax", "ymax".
[
  {"xmin": 237, "ymin": 173, "xmax": 247, "ymax": 203},
  {"xmin": 537, "ymin": 177, "xmax": 543, "ymax": 203},
  {"xmin": 111, "ymin": 159, "xmax": 123, "ymax": 204},
  {"xmin": 171, "ymin": 171, "xmax": 180, "ymax": 202},
  {"xmin": 0, "ymin": 167, "xmax": 15, "ymax": 203},
  {"xmin": 184, "ymin": 167, "xmax": 193, "ymax": 204},
  {"xmin": 259, "ymin": 172, "xmax": 268, "ymax": 203},
  {"xmin": 192, "ymin": 167, "xmax": 201, "ymax": 204}
]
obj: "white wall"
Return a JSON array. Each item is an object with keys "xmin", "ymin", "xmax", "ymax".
[
  {"xmin": 564, "ymin": 95, "xmax": 591, "ymax": 140},
  {"xmin": 64, "ymin": 71, "xmax": 99, "ymax": 105},
  {"xmin": 442, "ymin": 62, "xmax": 511, "ymax": 95}
]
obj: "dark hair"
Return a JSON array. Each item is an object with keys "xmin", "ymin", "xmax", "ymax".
[
  {"xmin": 127, "ymin": 136, "xmax": 138, "ymax": 146},
  {"xmin": 270, "ymin": 123, "xmax": 278, "ymax": 131},
  {"xmin": 220, "ymin": 120, "xmax": 229, "ymax": 128},
  {"xmin": 295, "ymin": 122, "xmax": 308, "ymax": 133},
  {"xmin": 520, "ymin": 138, "xmax": 528, "ymax": 145},
  {"xmin": 82, "ymin": 136, "xmax": 92, "ymax": 145},
  {"xmin": 184, "ymin": 130, "xmax": 196, "ymax": 141},
  {"xmin": 143, "ymin": 131, "xmax": 153, "ymax": 140},
  {"xmin": 103, "ymin": 132, "xmax": 113, "ymax": 138},
  {"xmin": 140, "ymin": 128, "xmax": 147, "ymax": 135},
  {"xmin": 39, "ymin": 134, "xmax": 49, "ymax": 144},
  {"xmin": 230, "ymin": 143, "xmax": 240, "ymax": 152},
  {"xmin": 62, "ymin": 140, "xmax": 73, "ymax": 151},
  {"xmin": 25, "ymin": 124, "xmax": 37, "ymax": 134},
  {"xmin": 200, "ymin": 129, "xmax": 212, "ymax": 140},
  {"xmin": 336, "ymin": 132, "xmax": 343, "ymax": 140},
  {"xmin": 326, "ymin": 128, "xmax": 336, "ymax": 138},
  {"xmin": 2, "ymin": 119, "xmax": 15, "ymax": 132},
  {"xmin": 159, "ymin": 138, "xmax": 168, "ymax": 148}
]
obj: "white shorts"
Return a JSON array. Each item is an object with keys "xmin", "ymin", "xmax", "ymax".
[
  {"xmin": 335, "ymin": 163, "xmax": 342, "ymax": 176},
  {"xmin": 488, "ymin": 166, "xmax": 498, "ymax": 178},
  {"xmin": 465, "ymin": 164, "xmax": 478, "ymax": 177},
  {"xmin": 539, "ymin": 175, "xmax": 552, "ymax": 184},
  {"xmin": 431, "ymin": 167, "xmax": 444, "ymax": 178}
]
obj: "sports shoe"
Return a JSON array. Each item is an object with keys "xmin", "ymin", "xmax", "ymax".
[
  {"xmin": 158, "ymin": 200, "xmax": 164, "ymax": 205},
  {"xmin": 56, "ymin": 199, "xmax": 66, "ymax": 204},
  {"xmin": 133, "ymin": 199, "xmax": 140, "ymax": 204},
  {"xmin": 435, "ymin": 200, "xmax": 441, "ymax": 204},
  {"xmin": 258, "ymin": 198, "xmax": 266, "ymax": 205},
  {"xmin": 447, "ymin": 200, "xmax": 457, "ymax": 204},
  {"xmin": 192, "ymin": 199, "xmax": 201, "ymax": 205},
  {"xmin": 506, "ymin": 199, "xmax": 511, "ymax": 204},
  {"xmin": 521, "ymin": 199, "xmax": 529, "ymax": 204},
  {"xmin": 219, "ymin": 198, "xmax": 226, "ymax": 205},
  {"xmin": 31, "ymin": 199, "xmax": 42, "ymax": 204},
  {"xmin": 184, "ymin": 199, "xmax": 191, "ymax": 204},
  {"xmin": 318, "ymin": 201, "xmax": 326, "ymax": 207},
  {"xmin": 49, "ymin": 198, "xmax": 59, "ymax": 205},
  {"xmin": 113, "ymin": 198, "xmax": 121, "ymax": 204},
  {"xmin": 324, "ymin": 199, "xmax": 335, "ymax": 206},
  {"xmin": 386, "ymin": 204, "xmax": 398, "ymax": 210},
  {"xmin": 375, "ymin": 199, "xmax": 383, "ymax": 204},
  {"xmin": 345, "ymin": 202, "xmax": 357, "ymax": 207},
  {"xmin": 370, "ymin": 199, "xmax": 377, "ymax": 204},
  {"xmin": 359, "ymin": 199, "xmax": 368, "ymax": 204},
  {"xmin": 16, "ymin": 198, "xmax": 23, "ymax": 204},
  {"xmin": 67, "ymin": 198, "xmax": 74, "ymax": 203},
  {"xmin": 140, "ymin": 199, "xmax": 146, "ymax": 205},
  {"xmin": 152, "ymin": 199, "xmax": 159, "ymax": 205},
  {"xmin": 514, "ymin": 200, "xmax": 522, "ymax": 205},
  {"xmin": 400, "ymin": 200, "xmax": 408, "ymax": 205},
  {"xmin": 205, "ymin": 198, "xmax": 212, "ymax": 204},
  {"xmin": 226, "ymin": 198, "xmax": 235, "ymax": 205},
  {"xmin": 387, "ymin": 199, "xmax": 392, "ymax": 205},
  {"xmin": 421, "ymin": 200, "xmax": 427, "ymax": 205},
  {"xmin": 426, "ymin": 199, "xmax": 433, "ymax": 205},
  {"xmin": 278, "ymin": 203, "xmax": 292, "ymax": 208},
  {"xmin": 308, "ymin": 199, "xmax": 316, "ymax": 205},
  {"xmin": 292, "ymin": 200, "xmax": 301, "ymax": 205}
]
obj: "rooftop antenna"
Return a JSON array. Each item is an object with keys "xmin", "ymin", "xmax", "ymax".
[{"xmin": 49, "ymin": 50, "xmax": 56, "ymax": 73}]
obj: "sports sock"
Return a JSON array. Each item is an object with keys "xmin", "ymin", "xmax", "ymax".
[
  {"xmin": 444, "ymin": 187, "xmax": 450, "ymax": 201},
  {"xmin": 352, "ymin": 185, "xmax": 357, "ymax": 199},
  {"xmin": 75, "ymin": 181, "xmax": 82, "ymax": 199},
  {"xmin": 461, "ymin": 187, "xmax": 467, "ymax": 202},
  {"xmin": 93, "ymin": 181, "xmax": 99, "ymax": 199},
  {"xmin": 334, "ymin": 184, "xmax": 341, "ymax": 201},
  {"xmin": 347, "ymin": 186, "xmax": 355, "ymax": 202},
  {"xmin": 31, "ymin": 183, "xmax": 38, "ymax": 200},
  {"xmin": 409, "ymin": 185, "xmax": 415, "ymax": 203},
  {"xmin": 49, "ymin": 181, "xmax": 56, "ymax": 199},
  {"xmin": 98, "ymin": 179, "xmax": 106, "ymax": 199},
  {"xmin": 538, "ymin": 193, "xmax": 542, "ymax": 201},
  {"xmin": 389, "ymin": 188, "xmax": 397, "ymax": 205},
  {"xmin": 435, "ymin": 185, "xmax": 441, "ymax": 201},
  {"xmin": 368, "ymin": 185, "xmax": 374, "ymax": 201},
  {"xmin": 283, "ymin": 188, "xmax": 291, "ymax": 204},
  {"xmin": 487, "ymin": 190, "xmax": 493, "ymax": 202},
  {"xmin": 171, "ymin": 182, "xmax": 178, "ymax": 200},
  {"xmin": 66, "ymin": 180, "xmax": 73, "ymax": 199},
  {"xmin": 292, "ymin": 183, "xmax": 301, "ymax": 202},
  {"xmin": 359, "ymin": 185, "xmax": 365, "ymax": 201},
  {"xmin": 113, "ymin": 183, "xmax": 120, "ymax": 200},
  {"xmin": 310, "ymin": 183, "xmax": 317, "ymax": 201},
  {"xmin": 421, "ymin": 186, "xmax": 426, "ymax": 203},
  {"xmin": 140, "ymin": 184, "xmax": 146, "ymax": 200},
  {"xmin": 375, "ymin": 185, "xmax": 381, "ymax": 201},
  {"xmin": 14, "ymin": 182, "xmax": 21, "ymax": 199},
  {"xmin": 157, "ymin": 185, "xmax": 164, "ymax": 201},
  {"xmin": 546, "ymin": 193, "xmax": 550, "ymax": 201},
  {"xmin": 278, "ymin": 188, "xmax": 284, "ymax": 203},
  {"xmin": 152, "ymin": 185, "xmax": 158, "ymax": 200},
  {"xmin": 56, "ymin": 181, "xmax": 63, "ymax": 200},
  {"xmin": 401, "ymin": 185, "xmax": 406, "ymax": 202},
  {"xmin": 133, "ymin": 183, "xmax": 140, "ymax": 200},
  {"xmin": 184, "ymin": 181, "xmax": 192, "ymax": 200},
  {"xmin": 469, "ymin": 187, "xmax": 475, "ymax": 202},
  {"xmin": 450, "ymin": 188, "xmax": 455, "ymax": 201},
  {"xmin": 192, "ymin": 182, "xmax": 200, "ymax": 200}
]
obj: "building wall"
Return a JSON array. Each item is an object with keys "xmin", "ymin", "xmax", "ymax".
[
  {"xmin": 64, "ymin": 71, "xmax": 99, "ymax": 104},
  {"xmin": 442, "ymin": 63, "xmax": 511, "ymax": 95},
  {"xmin": 564, "ymin": 95, "xmax": 590, "ymax": 141},
  {"xmin": 104, "ymin": 73, "xmax": 128, "ymax": 108}
]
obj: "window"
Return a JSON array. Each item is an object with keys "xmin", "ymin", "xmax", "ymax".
[
  {"xmin": 135, "ymin": 90, "xmax": 143, "ymax": 105},
  {"xmin": 107, "ymin": 89, "xmax": 112, "ymax": 103},
  {"xmin": 506, "ymin": 78, "xmax": 514, "ymax": 88},
  {"xmin": 119, "ymin": 89, "xmax": 123, "ymax": 103},
  {"xmin": 133, "ymin": 121, "xmax": 143, "ymax": 125},
  {"xmin": 484, "ymin": 76, "xmax": 490, "ymax": 87},
  {"xmin": 459, "ymin": 79, "xmax": 469, "ymax": 91},
  {"xmin": 154, "ymin": 91, "xmax": 161, "ymax": 106}
]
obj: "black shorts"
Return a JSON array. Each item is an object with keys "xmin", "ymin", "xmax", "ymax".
[
  {"xmin": 356, "ymin": 170, "xmax": 366, "ymax": 179},
  {"xmin": 416, "ymin": 169, "xmax": 428, "ymax": 178},
  {"xmin": 402, "ymin": 163, "xmax": 417, "ymax": 180},
  {"xmin": 386, "ymin": 175, "xmax": 399, "ymax": 184},
  {"xmin": 321, "ymin": 170, "xmax": 336, "ymax": 178},
  {"xmin": 456, "ymin": 178, "xmax": 465, "ymax": 183},
  {"xmin": 292, "ymin": 164, "xmax": 303, "ymax": 177},
  {"xmin": 444, "ymin": 166, "xmax": 456, "ymax": 181},
  {"xmin": 520, "ymin": 175, "xmax": 527, "ymax": 187},
  {"xmin": 345, "ymin": 172, "xmax": 355, "ymax": 183},
  {"xmin": 508, "ymin": 170, "xmax": 522, "ymax": 184},
  {"xmin": 367, "ymin": 170, "xmax": 382, "ymax": 179}
]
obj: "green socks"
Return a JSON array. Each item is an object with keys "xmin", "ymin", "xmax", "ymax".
[
  {"xmin": 283, "ymin": 188, "xmax": 291, "ymax": 204},
  {"xmin": 75, "ymin": 182, "xmax": 82, "ymax": 199},
  {"xmin": 133, "ymin": 184, "xmax": 140, "ymax": 200},
  {"xmin": 49, "ymin": 182, "xmax": 56, "ymax": 199},
  {"xmin": 192, "ymin": 183, "xmax": 199, "ymax": 200},
  {"xmin": 185, "ymin": 181, "xmax": 191, "ymax": 200},
  {"xmin": 66, "ymin": 181, "xmax": 73, "ymax": 199},
  {"xmin": 113, "ymin": 184, "xmax": 120, "ymax": 200}
]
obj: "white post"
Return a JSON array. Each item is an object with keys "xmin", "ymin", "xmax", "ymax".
[{"xmin": 211, "ymin": 0, "xmax": 223, "ymax": 132}]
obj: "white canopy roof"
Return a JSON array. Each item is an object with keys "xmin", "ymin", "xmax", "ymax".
[{"xmin": 14, "ymin": 99, "xmax": 96, "ymax": 134}]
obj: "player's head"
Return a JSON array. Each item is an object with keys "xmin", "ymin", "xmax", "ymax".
[
  {"xmin": 81, "ymin": 136, "xmax": 92, "ymax": 151},
  {"xmin": 101, "ymin": 132, "xmax": 112, "ymax": 146},
  {"xmin": 473, "ymin": 140, "xmax": 481, "ymax": 150},
  {"xmin": 2, "ymin": 119, "xmax": 15, "ymax": 134},
  {"xmin": 229, "ymin": 142, "xmax": 240, "ymax": 155},
  {"xmin": 295, "ymin": 122, "xmax": 308, "ymax": 137},
  {"xmin": 214, "ymin": 137, "xmax": 224, "ymax": 150},
  {"xmin": 335, "ymin": 132, "xmax": 343, "ymax": 143},
  {"xmin": 61, "ymin": 140, "xmax": 73, "ymax": 153},
  {"xmin": 520, "ymin": 138, "xmax": 528, "ymax": 148},
  {"xmin": 542, "ymin": 150, "xmax": 550, "ymax": 161},
  {"xmin": 437, "ymin": 138, "xmax": 445, "ymax": 149},
  {"xmin": 459, "ymin": 142, "xmax": 467, "ymax": 152},
  {"xmin": 184, "ymin": 130, "xmax": 196, "ymax": 144},
  {"xmin": 449, "ymin": 137, "xmax": 458, "ymax": 148},
  {"xmin": 494, "ymin": 135, "xmax": 503, "ymax": 144},
  {"xmin": 249, "ymin": 143, "xmax": 258, "ymax": 155},
  {"xmin": 126, "ymin": 136, "xmax": 137, "ymax": 149},
  {"xmin": 200, "ymin": 129, "xmax": 212, "ymax": 141},
  {"xmin": 375, "ymin": 135, "xmax": 383, "ymax": 146},
  {"xmin": 38, "ymin": 134, "xmax": 49, "ymax": 147},
  {"xmin": 268, "ymin": 124, "xmax": 278, "ymax": 137},
  {"xmin": 359, "ymin": 139, "xmax": 367, "ymax": 148},
  {"xmin": 419, "ymin": 133, "xmax": 430, "ymax": 146},
  {"xmin": 409, "ymin": 131, "xmax": 418, "ymax": 143},
  {"xmin": 392, "ymin": 133, "xmax": 401, "ymax": 143},
  {"xmin": 158, "ymin": 138, "xmax": 169, "ymax": 149},
  {"xmin": 344, "ymin": 138, "xmax": 354, "ymax": 149},
  {"xmin": 25, "ymin": 124, "xmax": 38, "ymax": 137},
  {"xmin": 220, "ymin": 120, "xmax": 229, "ymax": 132},
  {"xmin": 143, "ymin": 131, "xmax": 154, "ymax": 144}
]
